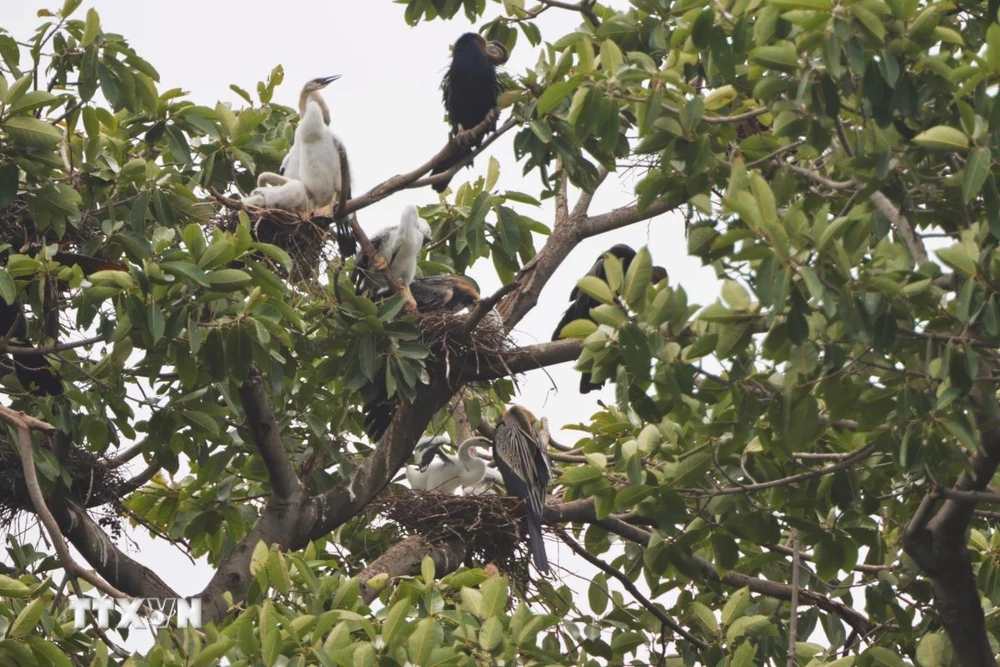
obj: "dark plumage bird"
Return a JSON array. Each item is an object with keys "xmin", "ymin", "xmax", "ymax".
[
  {"xmin": 408, "ymin": 275, "xmax": 480, "ymax": 313},
  {"xmin": 552, "ymin": 245, "xmax": 667, "ymax": 393},
  {"xmin": 430, "ymin": 33, "xmax": 508, "ymax": 193},
  {"xmin": 0, "ymin": 250, "xmax": 126, "ymax": 397},
  {"xmin": 493, "ymin": 405, "xmax": 551, "ymax": 572}
]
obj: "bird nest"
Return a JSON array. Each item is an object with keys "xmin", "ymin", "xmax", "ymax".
[
  {"xmin": 0, "ymin": 440, "xmax": 125, "ymax": 529},
  {"xmin": 369, "ymin": 489, "xmax": 530, "ymax": 589},
  {"xmin": 212, "ymin": 206, "xmax": 331, "ymax": 282},
  {"xmin": 418, "ymin": 311, "xmax": 512, "ymax": 381}
]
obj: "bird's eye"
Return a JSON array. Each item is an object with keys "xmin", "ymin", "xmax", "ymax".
[{"xmin": 485, "ymin": 41, "xmax": 509, "ymax": 65}]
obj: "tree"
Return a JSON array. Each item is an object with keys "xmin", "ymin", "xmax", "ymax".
[{"xmin": 4, "ymin": 0, "xmax": 1000, "ymax": 664}]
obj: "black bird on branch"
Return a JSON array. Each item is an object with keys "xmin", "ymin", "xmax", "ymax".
[
  {"xmin": 430, "ymin": 33, "xmax": 509, "ymax": 193},
  {"xmin": 493, "ymin": 405, "xmax": 551, "ymax": 573},
  {"xmin": 0, "ymin": 249, "xmax": 125, "ymax": 397},
  {"xmin": 552, "ymin": 244, "xmax": 668, "ymax": 393}
]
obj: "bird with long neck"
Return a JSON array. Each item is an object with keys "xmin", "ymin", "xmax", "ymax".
[
  {"xmin": 492, "ymin": 406, "xmax": 551, "ymax": 572},
  {"xmin": 430, "ymin": 33, "xmax": 508, "ymax": 193},
  {"xmin": 353, "ymin": 205, "xmax": 432, "ymax": 296},
  {"xmin": 405, "ymin": 436, "xmax": 491, "ymax": 494}
]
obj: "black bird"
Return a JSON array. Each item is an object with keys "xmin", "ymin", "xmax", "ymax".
[
  {"xmin": 408, "ymin": 275, "xmax": 481, "ymax": 313},
  {"xmin": 493, "ymin": 405, "xmax": 551, "ymax": 572},
  {"xmin": 552, "ymin": 245, "xmax": 667, "ymax": 393},
  {"xmin": 0, "ymin": 249, "xmax": 126, "ymax": 397},
  {"xmin": 0, "ymin": 299, "xmax": 62, "ymax": 396},
  {"xmin": 430, "ymin": 33, "xmax": 508, "ymax": 193}
]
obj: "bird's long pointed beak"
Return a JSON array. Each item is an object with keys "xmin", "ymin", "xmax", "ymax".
[{"xmin": 318, "ymin": 75, "xmax": 341, "ymax": 86}]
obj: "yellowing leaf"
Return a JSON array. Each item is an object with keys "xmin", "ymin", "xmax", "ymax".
[{"xmin": 912, "ymin": 125, "xmax": 969, "ymax": 152}]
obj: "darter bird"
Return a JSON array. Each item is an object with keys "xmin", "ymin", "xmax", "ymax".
[
  {"xmin": 405, "ymin": 435, "xmax": 492, "ymax": 494},
  {"xmin": 407, "ymin": 274, "xmax": 481, "ymax": 313},
  {"xmin": 552, "ymin": 244, "xmax": 667, "ymax": 393},
  {"xmin": 353, "ymin": 205, "xmax": 432, "ymax": 296},
  {"xmin": 493, "ymin": 405, "xmax": 551, "ymax": 572},
  {"xmin": 430, "ymin": 33, "xmax": 508, "ymax": 193},
  {"xmin": 247, "ymin": 76, "xmax": 356, "ymax": 256}
]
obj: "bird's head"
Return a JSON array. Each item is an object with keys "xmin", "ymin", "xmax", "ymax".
[
  {"xmin": 418, "ymin": 218, "xmax": 433, "ymax": 246},
  {"xmin": 652, "ymin": 266, "xmax": 668, "ymax": 284},
  {"xmin": 606, "ymin": 244, "xmax": 638, "ymax": 263},
  {"xmin": 505, "ymin": 405, "xmax": 538, "ymax": 431},
  {"xmin": 303, "ymin": 75, "xmax": 341, "ymax": 93},
  {"xmin": 414, "ymin": 434, "xmax": 450, "ymax": 470},
  {"xmin": 454, "ymin": 33, "xmax": 509, "ymax": 66}
]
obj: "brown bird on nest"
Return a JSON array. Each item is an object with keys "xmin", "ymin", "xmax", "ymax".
[
  {"xmin": 407, "ymin": 274, "xmax": 481, "ymax": 313},
  {"xmin": 552, "ymin": 244, "xmax": 667, "ymax": 393}
]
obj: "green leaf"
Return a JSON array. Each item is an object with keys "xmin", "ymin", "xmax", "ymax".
[
  {"xmin": 27, "ymin": 637, "xmax": 72, "ymax": 667},
  {"xmin": 576, "ymin": 276, "xmax": 615, "ymax": 305},
  {"xmin": 191, "ymin": 639, "xmax": 235, "ymax": 667},
  {"xmin": 537, "ymin": 80, "xmax": 577, "ymax": 114},
  {"xmin": 936, "ymin": 243, "xmax": 978, "ymax": 277},
  {"xmin": 556, "ymin": 318, "xmax": 597, "ymax": 339},
  {"xmin": 479, "ymin": 616, "xmax": 504, "ymax": 651},
  {"xmin": 381, "ymin": 598, "xmax": 411, "ymax": 649},
  {"xmin": 915, "ymin": 631, "xmax": 953, "ymax": 667},
  {"xmin": 622, "ymin": 247, "xmax": 652, "ymax": 308},
  {"xmin": 748, "ymin": 42, "xmax": 799, "ymax": 71},
  {"xmin": 912, "ymin": 125, "xmax": 969, "ymax": 151},
  {"xmin": 479, "ymin": 575, "xmax": 508, "ymax": 619},
  {"xmin": 3, "ymin": 116, "xmax": 63, "ymax": 148},
  {"xmin": 963, "ymin": 147, "xmax": 991, "ymax": 203},
  {"xmin": 9, "ymin": 597, "xmax": 44, "ymax": 638},
  {"xmin": 160, "ymin": 261, "xmax": 210, "ymax": 287},
  {"xmin": 353, "ymin": 643, "xmax": 376, "ymax": 667},
  {"xmin": 206, "ymin": 268, "xmax": 252, "ymax": 292},
  {"xmin": 82, "ymin": 8, "xmax": 101, "ymax": 46},
  {"xmin": 407, "ymin": 617, "xmax": 443, "ymax": 665},
  {"xmin": 721, "ymin": 586, "xmax": 750, "ymax": 626}
]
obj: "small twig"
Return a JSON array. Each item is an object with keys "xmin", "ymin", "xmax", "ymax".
[
  {"xmin": 555, "ymin": 527, "xmax": 707, "ymax": 651},
  {"xmin": 0, "ymin": 334, "xmax": 104, "ymax": 356},
  {"xmin": 409, "ymin": 118, "xmax": 518, "ymax": 191},
  {"xmin": 869, "ymin": 191, "xmax": 928, "ymax": 265},
  {"xmin": 788, "ymin": 534, "xmax": 800, "ymax": 667},
  {"xmin": 537, "ymin": 0, "xmax": 601, "ymax": 27}
]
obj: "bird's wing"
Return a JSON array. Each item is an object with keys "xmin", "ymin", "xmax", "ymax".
[{"xmin": 496, "ymin": 421, "xmax": 548, "ymax": 518}]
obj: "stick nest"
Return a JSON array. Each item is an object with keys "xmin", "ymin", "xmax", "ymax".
[
  {"xmin": 370, "ymin": 489, "xmax": 530, "ymax": 589},
  {"xmin": 0, "ymin": 440, "xmax": 125, "ymax": 529},
  {"xmin": 212, "ymin": 207, "xmax": 332, "ymax": 282},
  {"xmin": 418, "ymin": 311, "xmax": 512, "ymax": 381},
  {"xmin": 0, "ymin": 196, "xmax": 103, "ymax": 248}
]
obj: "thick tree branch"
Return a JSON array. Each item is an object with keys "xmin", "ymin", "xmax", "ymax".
[
  {"xmin": 0, "ymin": 334, "xmax": 104, "ymax": 356},
  {"xmin": 358, "ymin": 535, "xmax": 467, "ymax": 604},
  {"xmin": 869, "ymin": 191, "xmax": 928, "ymax": 266},
  {"xmin": 239, "ymin": 369, "xmax": 303, "ymax": 502},
  {"xmin": 461, "ymin": 338, "xmax": 582, "ymax": 382}
]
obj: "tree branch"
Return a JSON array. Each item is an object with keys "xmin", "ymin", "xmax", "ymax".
[
  {"xmin": 239, "ymin": 368, "xmax": 303, "ymax": 502},
  {"xmin": 461, "ymin": 338, "xmax": 582, "ymax": 382},
  {"xmin": 357, "ymin": 535, "xmax": 466, "ymax": 604},
  {"xmin": 869, "ymin": 191, "xmax": 928, "ymax": 266},
  {"xmin": 0, "ymin": 334, "xmax": 104, "ymax": 356}
]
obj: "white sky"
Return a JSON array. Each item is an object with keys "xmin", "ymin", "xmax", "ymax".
[{"xmin": 5, "ymin": 0, "xmax": 721, "ymax": 655}]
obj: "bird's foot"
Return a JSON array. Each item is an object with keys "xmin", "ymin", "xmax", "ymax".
[{"xmin": 454, "ymin": 127, "xmax": 477, "ymax": 148}]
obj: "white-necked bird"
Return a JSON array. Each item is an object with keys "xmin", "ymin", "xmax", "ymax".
[
  {"xmin": 493, "ymin": 405, "xmax": 551, "ymax": 572},
  {"xmin": 430, "ymin": 33, "xmax": 508, "ymax": 193},
  {"xmin": 353, "ymin": 205, "xmax": 432, "ymax": 295},
  {"xmin": 405, "ymin": 435, "xmax": 491, "ymax": 494}
]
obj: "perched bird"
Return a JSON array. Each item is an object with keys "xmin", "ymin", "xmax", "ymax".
[
  {"xmin": 353, "ymin": 205, "xmax": 432, "ymax": 295},
  {"xmin": 247, "ymin": 76, "xmax": 356, "ymax": 256},
  {"xmin": 466, "ymin": 467, "xmax": 504, "ymax": 495},
  {"xmin": 552, "ymin": 244, "xmax": 668, "ymax": 393},
  {"xmin": 493, "ymin": 406, "xmax": 551, "ymax": 572},
  {"xmin": 405, "ymin": 435, "xmax": 491, "ymax": 494},
  {"xmin": 0, "ymin": 299, "xmax": 62, "ymax": 396},
  {"xmin": 408, "ymin": 274, "xmax": 481, "ymax": 313},
  {"xmin": 430, "ymin": 33, "xmax": 508, "ymax": 193}
]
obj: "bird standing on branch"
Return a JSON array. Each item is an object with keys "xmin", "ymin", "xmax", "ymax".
[
  {"xmin": 408, "ymin": 274, "xmax": 481, "ymax": 313},
  {"xmin": 405, "ymin": 434, "xmax": 492, "ymax": 494},
  {"xmin": 493, "ymin": 405, "xmax": 551, "ymax": 572},
  {"xmin": 430, "ymin": 33, "xmax": 508, "ymax": 193},
  {"xmin": 245, "ymin": 76, "xmax": 356, "ymax": 256},
  {"xmin": 552, "ymin": 244, "xmax": 667, "ymax": 393},
  {"xmin": 0, "ymin": 299, "xmax": 62, "ymax": 397},
  {"xmin": 353, "ymin": 205, "xmax": 432, "ymax": 295}
]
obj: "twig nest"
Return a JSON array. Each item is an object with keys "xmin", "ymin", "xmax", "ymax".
[
  {"xmin": 418, "ymin": 310, "xmax": 511, "ymax": 378},
  {"xmin": 370, "ymin": 489, "xmax": 530, "ymax": 589},
  {"xmin": 212, "ymin": 207, "xmax": 330, "ymax": 282},
  {"xmin": 0, "ymin": 196, "xmax": 103, "ymax": 248},
  {"xmin": 0, "ymin": 440, "xmax": 124, "ymax": 529}
]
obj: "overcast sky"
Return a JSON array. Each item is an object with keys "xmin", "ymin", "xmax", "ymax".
[{"xmin": 5, "ymin": 0, "xmax": 720, "ymax": 653}]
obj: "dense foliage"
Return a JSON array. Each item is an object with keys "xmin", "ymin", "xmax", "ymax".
[{"xmin": 4, "ymin": 0, "xmax": 1000, "ymax": 665}]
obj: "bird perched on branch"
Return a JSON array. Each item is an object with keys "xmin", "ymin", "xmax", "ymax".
[
  {"xmin": 245, "ymin": 76, "xmax": 356, "ymax": 256},
  {"xmin": 493, "ymin": 406, "xmax": 551, "ymax": 572},
  {"xmin": 430, "ymin": 33, "xmax": 508, "ymax": 193},
  {"xmin": 552, "ymin": 244, "xmax": 668, "ymax": 393},
  {"xmin": 405, "ymin": 434, "xmax": 492, "ymax": 494},
  {"xmin": 353, "ymin": 205, "xmax": 432, "ymax": 295}
]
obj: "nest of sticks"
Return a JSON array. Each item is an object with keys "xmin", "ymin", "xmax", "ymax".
[
  {"xmin": 0, "ymin": 196, "xmax": 103, "ymax": 248},
  {"xmin": 212, "ymin": 206, "xmax": 331, "ymax": 282},
  {"xmin": 370, "ymin": 489, "xmax": 530, "ymax": 589},
  {"xmin": 418, "ymin": 310, "xmax": 512, "ymax": 381},
  {"xmin": 0, "ymin": 440, "xmax": 125, "ymax": 528}
]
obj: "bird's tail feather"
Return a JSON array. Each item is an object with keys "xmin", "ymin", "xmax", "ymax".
[
  {"xmin": 335, "ymin": 215, "xmax": 358, "ymax": 258},
  {"xmin": 430, "ymin": 145, "xmax": 473, "ymax": 193},
  {"xmin": 579, "ymin": 372, "xmax": 604, "ymax": 394},
  {"xmin": 525, "ymin": 512, "xmax": 549, "ymax": 573}
]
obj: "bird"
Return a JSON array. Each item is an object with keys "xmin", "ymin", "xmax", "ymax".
[
  {"xmin": 405, "ymin": 435, "xmax": 492, "ymax": 494},
  {"xmin": 0, "ymin": 249, "xmax": 127, "ymax": 397},
  {"xmin": 430, "ymin": 33, "xmax": 508, "ymax": 193},
  {"xmin": 407, "ymin": 274, "xmax": 481, "ymax": 313},
  {"xmin": 0, "ymin": 298, "xmax": 62, "ymax": 396},
  {"xmin": 353, "ymin": 205, "xmax": 432, "ymax": 296},
  {"xmin": 492, "ymin": 406, "xmax": 551, "ymax": 572},
  {"xmin": 466, "ymin": 467, "xmax": 504, "ymax": 495},
  {"xmin": 247, "ymin": 76, "xmax": 356, "ymax": 256},
  {"xmin": 552, "ymin": 244, "xmax": 668, "ymax": 393}
]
